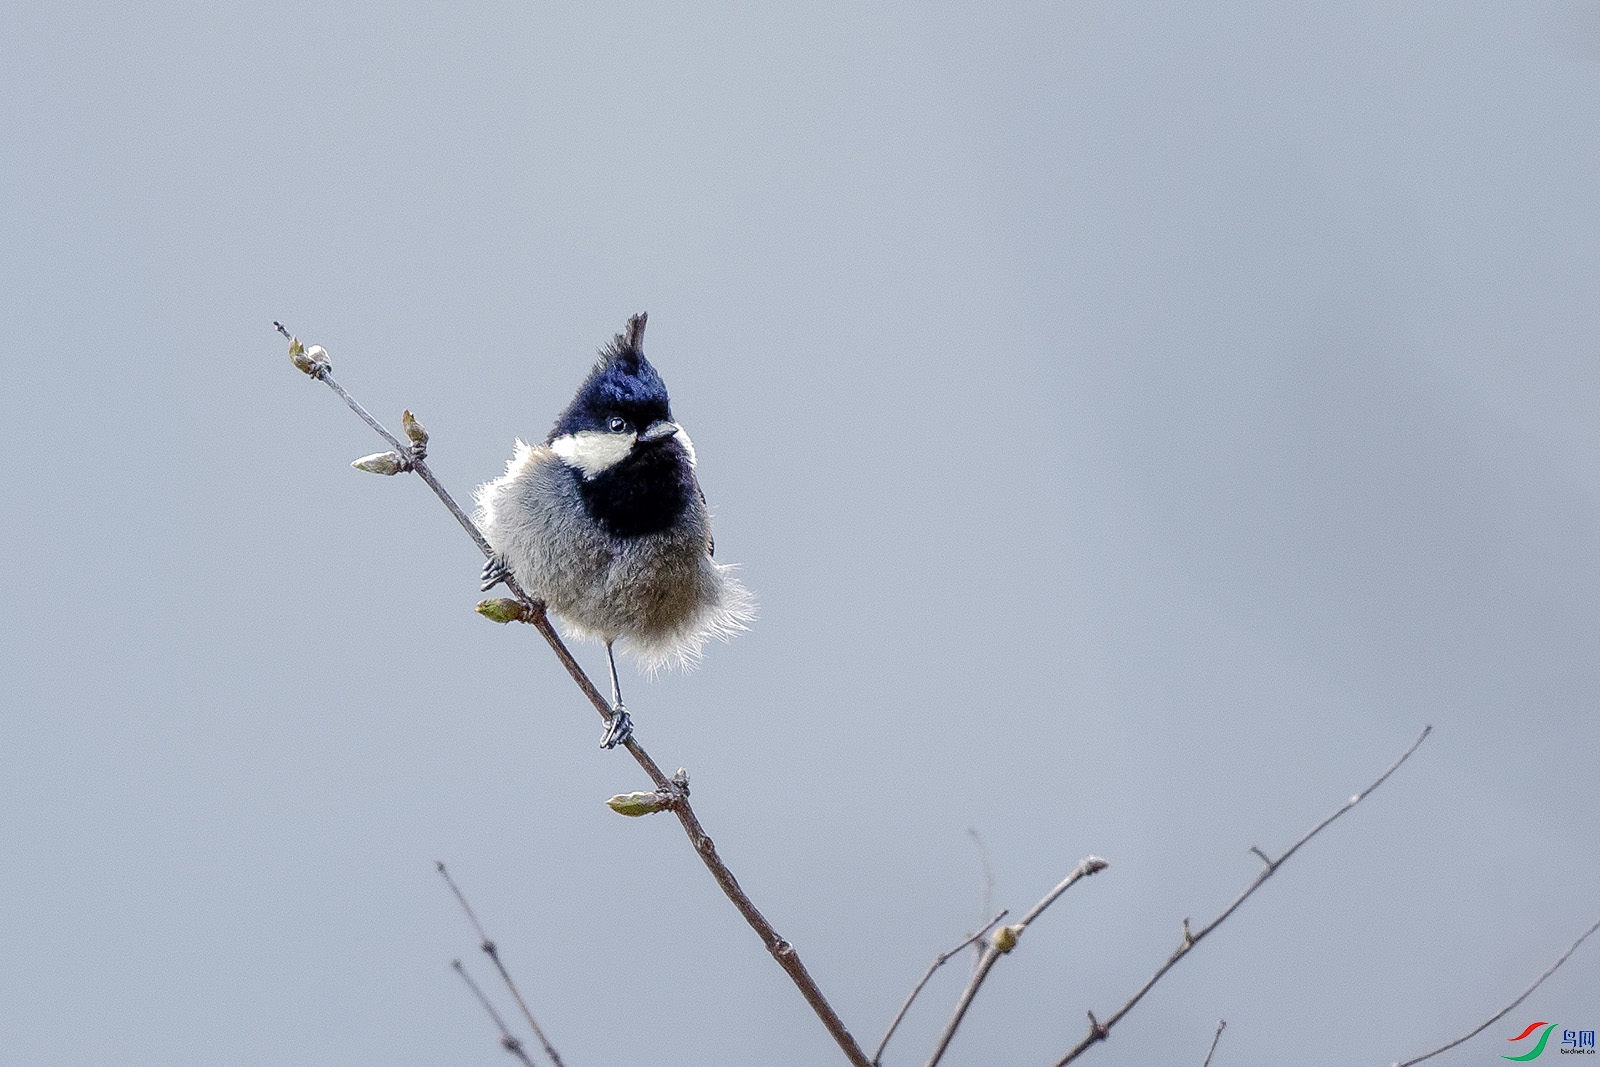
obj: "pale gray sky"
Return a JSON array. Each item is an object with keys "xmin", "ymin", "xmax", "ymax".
[{"xmin": 2, "ymin": 2, "xmax": 1598, "ymax": 1065}]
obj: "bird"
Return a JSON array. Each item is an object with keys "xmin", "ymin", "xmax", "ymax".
[{"xmin": 473, "ymin": 313, "xmax": 753, "ymax": 748}]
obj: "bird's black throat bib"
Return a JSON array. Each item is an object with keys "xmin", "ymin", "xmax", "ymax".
[{"xmin": 577, "ymin": 442, "xmax": 695, "ymax": 539}]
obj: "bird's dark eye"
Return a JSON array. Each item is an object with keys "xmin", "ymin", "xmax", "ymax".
[{"xmin": 607, "ymin": 416, "xmax": 630, "ymax": 433}]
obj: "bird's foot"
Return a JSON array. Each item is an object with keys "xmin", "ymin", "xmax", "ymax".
[
  {"xmin": 600, "ymin": 704, "xmax": 634, "ymax": 750},
  {"xmin": 480, "ymin": 555, "xmax": 511, "ymax": 592}
]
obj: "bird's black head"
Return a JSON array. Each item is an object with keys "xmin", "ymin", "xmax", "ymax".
[
  {"xmin": 548, "ymin": 313, "xmax": 674, "ymax": 443},
  {"xmin": 546, "ymin": 313, "xmax": 699, "ymax": 539}
]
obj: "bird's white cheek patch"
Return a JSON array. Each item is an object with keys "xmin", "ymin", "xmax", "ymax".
[
  {"xmin": 676, "ymin": 426, "xmax": 697, "ymax": 468},
  {"xmin": 550, "ymin": 431, "xmax": 635, "ymax": 478}
]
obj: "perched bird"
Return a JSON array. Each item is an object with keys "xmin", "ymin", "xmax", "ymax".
[{"xmin": 474, "ymin": 313, "xmax": 753, "ymax": 748}]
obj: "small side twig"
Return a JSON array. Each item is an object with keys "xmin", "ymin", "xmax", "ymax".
[
  {"xmin": 923, "ymin": 856, "xmax": 1109, "ymax": 1067},
  {"xmin": 872, "ymin": 908, "xmax": 1010, "ymax": 1065},
  {"xmin": 1201, "ymin": 1019, "xmax": 1226, "ymax": 1067},
  {"xmin": 279, "ymin": 323, "xmax": 873, "ymax": 1067},
  {"xmin": 967, "ymin": 828, "xmax": 997, "ymax": 957},
  {"xmin": 1051, "ymin": 725, "xmax": 1433, "ymax": 1066},
  {"xmin": 452, "ymin": 959, "xmax": 539, "ymax": 1067},
  {"xmin": 1391, "ymin": 915, "xmax": 1600, "ymax": 1067},
  {"xmin": 438, "ymin": 862, "xmax": 567, "ymax": 1067}
]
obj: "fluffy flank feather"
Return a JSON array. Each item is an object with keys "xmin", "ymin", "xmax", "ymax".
[
  {"xmin": 623, "ymin": 564, "xmax": 756, "ymax": 674},
  {"xmin": 472, "ymin": 439, "xmax": 535, "ymax": 540}
]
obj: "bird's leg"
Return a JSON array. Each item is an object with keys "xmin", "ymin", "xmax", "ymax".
[
  {"xmin": 599, "ymin": 641, "xmax": 633, "ymax": 749},
  {"xmin": 480, "ymin": 554, "xmax": 511, "ymax": 592}
]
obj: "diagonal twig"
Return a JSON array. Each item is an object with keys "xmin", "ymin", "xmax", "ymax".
[
  {"xmin": 438, "ymin": 862, "xmax": 567, "ymax": 1067},
  {"xmin": 872, "ymin": 908, "xmax": 1010, "ymax": 1066},
  {"xmin": 967, "ymin": 828, "xmax": 997, "ymax": 956},
  {"xmin": 1051, "ymin": 725, "xmax": 1433, "ymax": 1066},
  {"xmin": 1391, "ymin": 915, "xmax": 1600, "ymax": 1066},
  {"xmin": 452, "ymin": 959, "xmax": 539, "ymax": 1067},
  {"xmin": 277, "ymin": 323, "xmax": 873, "ymax": 1067},
  {"xmin": 1201, "ymin": 1019, "xmax": 1226, "ymax": 1067},
  {"xmin": 924, "ymin": 856, "xmax": 1109, "ymax": 1067}
]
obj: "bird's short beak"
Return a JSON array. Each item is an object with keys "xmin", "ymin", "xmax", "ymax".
[{"xmin": 637, "ymin": 420, "xmax": 680, "ymax": 444}]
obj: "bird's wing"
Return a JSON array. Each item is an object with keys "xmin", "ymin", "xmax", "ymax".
[{"xmin": 699, "ymin": 485, "xmax": 714, "ymax": 557}]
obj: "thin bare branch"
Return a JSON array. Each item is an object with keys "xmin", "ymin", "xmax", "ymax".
[
  {"xmin": 280, "ymin": 324, "xmax": 872, "ymax": 1067},
  {"xmin": 1201, "ymin": 1019, "xmax": 1226, "ymax": 1067},
  {"xmin": 1051, "ymin": 725, "xmax": 1433, "ymax": 1066},
  {"xmin": 452, "ymin": 959, "xmax": 539, "ymax": 1067},
  {"xmin": 1391, "ymin": 915, "xmax": 1600, "ymax": 1067},
  {"xmin": 1014, "ymin": 859, "xmax": 1110, "ymax": 929},
  {"xmin": 967, "ymin": 829, "xmax": 996, "ymax": 954},
  {"xmin": 924, "ymin": 856, "xmax": 1109, "ymax": 1067},
  {"xmin": 438, "ymin": 862, "xmax": 567, "ymax": 1067},
  {"xmin": 873, "ymin": 909, "xmax": 1010, "ymax": 1066}
]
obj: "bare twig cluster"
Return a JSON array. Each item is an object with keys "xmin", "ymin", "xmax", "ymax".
[
  {"xmin": 1051, "ymin": 726, "xmax": 1432, "ymax": 1065},
  {"xmin": 920, "ymin": 857, "xmax": 1108, "ymax": 1067},
  {"xmin": 871, "ymin": 909, "xmax": 1010, "ymax": 1065},
  {"xmin": 277, "ymin": 322, "xmax": 1598, "ymax": 1067},
  {"xmin": 438, "ymin": 862, "xmax": 568, "ymax": 1067},
  {"xmin": 451, "ymin": 959, "xmax": 540, "ymax": 1067}
]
